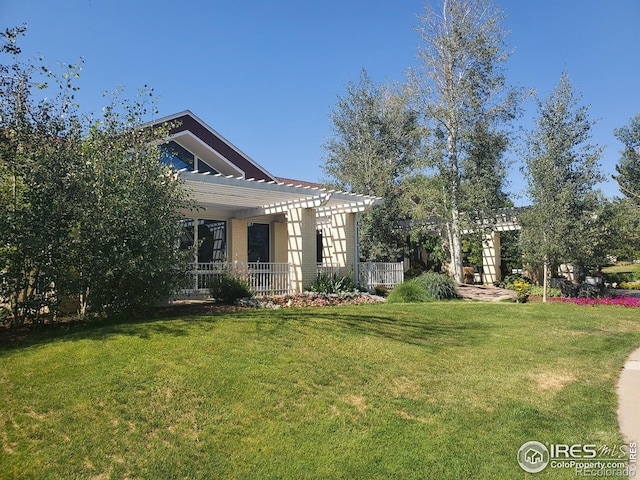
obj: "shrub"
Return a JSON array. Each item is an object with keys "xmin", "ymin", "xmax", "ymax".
[
  {"xmin": 510, "ymin": 279, "xmax": 531, "ymax": 303},
  {"xmin": 404, "ymin": 268, "xmax": 425, "ymax": 280},
  {"xmin": 373, "ymin": 285, "xmax": 389, "ymax": 297},
  {"xmin": 602, "ymin": 272, "xmax": 635, "ymax": 285},
  {"xmin": 494, "ymin": 273, "xmax": 533, "ymax": 289},
  {"xmin": 309, "ymin": 273, "xmax": 354, "ymax": 294},
  {"xmin": 528, "ymin": 285, "xmax": 562, "ymax": 298},
  {"xmin": 387, "ymin": 279, "xmax": 431, "ymax": 303},
  {"xmin": 414, "ymin": 272, "xmax": 458, "ymax": 300},
  {"xmin": 209, "ymin": 273, "xmax": 253, "ymax": 304}
]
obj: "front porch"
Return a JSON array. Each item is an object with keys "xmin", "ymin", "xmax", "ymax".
[
  {"xmin": 149, "ymin": 112, "xmax": 394, "ymax": 298},
  {"xmin": 181, "ymin": 261, "xmax": 404, "ymax": 297}
]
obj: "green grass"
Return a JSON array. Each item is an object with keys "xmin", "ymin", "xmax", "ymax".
[
  {"xmin": 603, "ymin": 262, "xmax": 640, "ymax": 274},
  {"xmin": 603, "ymin": 262, "xmax": 640, "ymax": 280},
  {"xmin": 1, "ymin": 303, "xmax": 640, "ymax": 479}
]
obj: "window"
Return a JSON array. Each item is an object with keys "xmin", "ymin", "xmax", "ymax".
[
  {"xmin": 316, "ymin": 229, "xmax": 323, "ymax": 264},
  {"xmin": 160, "ymin": 141, "xmax": 194, "ymax": 170},
  {"xmin": 159, "ymin": 140, "xmax": 220, "ymax": 174},
  {"xmin": 179, "ymin": 218, "xmax": 226, "ymax": 263},
  {"xmin": 198, "ymin": 220, "xmax": 226, "ymax": 263},
  {"xmin": 196, "ymin": 160, "xmax": 219, "ymax": 174},
  {"xmin": 248, "ymin": 223, "xmax": 270, "ymax": 262}
]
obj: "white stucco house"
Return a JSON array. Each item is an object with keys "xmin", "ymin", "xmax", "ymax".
[{"xmin": 150, "ymin": 111, "xmax": 402, "ymax": 295}]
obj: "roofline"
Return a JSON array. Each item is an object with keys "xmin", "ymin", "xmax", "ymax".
[
  {"xmin": 146, "ymin": 110, "xmax": 279, "ymax": 182},
  {"xmin": 180, "ymin": 170, "xmax": 383, "ymax": 205}
]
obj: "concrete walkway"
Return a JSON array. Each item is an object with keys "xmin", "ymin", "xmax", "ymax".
[{"xmin": 617, "ymin": 346, "xmax": 640, "ymax": 445}]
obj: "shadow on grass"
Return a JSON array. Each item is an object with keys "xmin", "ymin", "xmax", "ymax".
[
  {"xmin": 0, "ymin": 306, "xmax": 232, "ymax": 353},
  {"xmin": 0, "ymin": 302, "xmax": 491, "ymax": 354},
  {"xmin": 247, "ymin": 307, "xmax": 491, "ymax": 350}
]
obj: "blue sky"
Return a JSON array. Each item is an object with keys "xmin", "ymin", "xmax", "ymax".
[{"xmin": 1, "ymin": 0, "xmax": 638, "ymax": 203}]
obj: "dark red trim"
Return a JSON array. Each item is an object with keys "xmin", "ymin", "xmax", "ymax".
[{"xmin": 164, "ymin": 114, "xmax": 275, "ymax": 182}]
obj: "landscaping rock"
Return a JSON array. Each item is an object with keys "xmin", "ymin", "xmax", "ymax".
[{"xmin": 456, "ymin": 284, "xmax": 517, "ymax": 302}]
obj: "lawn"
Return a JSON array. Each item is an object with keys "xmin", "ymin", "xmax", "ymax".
[
  {"xmin": 1, "ymin": 302, "xmax": 639, "ymax": 479},
  {"xmin": 603, "ymin": 262, "xmax": 640, "ymax": 276}
]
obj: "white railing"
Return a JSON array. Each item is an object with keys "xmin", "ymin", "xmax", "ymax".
[
  {"xmin": 317, "ymin": 263, "xmax": 341, "ymax": 277},
  {"xmin": 188, "ymin": 262, "xmax": 291, "ymax": 296},
  {"xmin": 359, "ymin": 262, "xmax": 404, "ymax": 289},
  {"xmin": 186, "ymin": 261, "xmax": 404, "ymax": 296}
]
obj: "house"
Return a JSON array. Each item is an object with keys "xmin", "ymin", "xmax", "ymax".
[
  {"xmin": 525, "ymin": 448, "xmax": 543, "ymax": 464},
  {"xmin": 149, "ymin": 111, "xmax": 401, "ymax": 295}
]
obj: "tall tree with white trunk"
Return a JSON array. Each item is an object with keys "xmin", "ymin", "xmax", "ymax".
[{"xmin": 409, "ymin": 0, "xmax": 520, "ymax": 282}]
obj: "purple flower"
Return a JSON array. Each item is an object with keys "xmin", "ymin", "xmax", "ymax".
[{"xmin": 549, "ymin": 296, "xmax": 640, "ymax": 308}]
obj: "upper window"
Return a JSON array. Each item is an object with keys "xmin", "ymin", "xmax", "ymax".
[
  {"xmin": 160, "ymin": 140, "xmax": 220, "ymax": 174},
  {"xmin": 160, "ymin": 141, "xmax": 194, "ymax": 170}
]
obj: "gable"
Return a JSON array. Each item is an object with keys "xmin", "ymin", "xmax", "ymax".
[{"xmin": 151, "ymin": 111, "xmax": 278, "ymax": 182}]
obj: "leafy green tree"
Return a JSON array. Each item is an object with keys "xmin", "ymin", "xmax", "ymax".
[
  {"xmin": 0, "ymin": 25, "xmax": 85, "ymax": 324},
  {"xmin": 0, "ymin": 26, "xmax": 191, "ymax": 324},
  {"xmin": 607, "ymin": 198, "xmax": 640, "ymax": 261},
  {"xmin": 72, "ymin": 94, "xmax": 192, "ymax": 316},
  {"xmin": 519, "ymin": 71, "xmax": 604, "ymax": 300},
  {"xmin": 614, "ymin": 114, "xmax": 640, "ymax": 205},
  {"xmin": 408, "ymin": 0, "xmax": 520, "ymax": 282},
  {"xmin": 322, "ymin": 69, "xmax": 422, "ymax": 261}
]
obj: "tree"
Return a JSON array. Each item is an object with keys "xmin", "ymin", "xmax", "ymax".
[
  {"xmin": 0, "ymin": 25, "xmax": 86, "ymax": 324},
  {"xmin": 71, "ymin": 94, "xmax": 192, "ymax": 316},
  {"xmin": 607, "ymin": 198, "xmax": 640, "ymax": 261},
  {"xmin": 0, "ymin": 26, "xmax": 191, "ymax": 325},
  {"xmin": 519, "ymin": 71, "xmax": 604, "ymax": 301},
  {"xmin": 614, "ymin": 114, "xmax": 640, "ymax": 205},
  {"xmin": 409, "ymin": 0, "xmax": 520, "ymax": 282},
  {"xmin": 322, "ymin": 69, "xmax": 422, "ymax": 261}
]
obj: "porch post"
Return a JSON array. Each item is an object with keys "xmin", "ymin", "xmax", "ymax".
[
  {"xmin": 287, "ymin": 207, "xmax": 317, "ymax": 293},
  {"xmin": 272, "ymin": 221, "xmax": 288, "ymax": 263},
  {"xmin": 329, "ymin": 212, "xmax": 356, "ymax": 274},
  {"xmin": 482, "ymin": 231, "xmax": 501, "ymax": 285},
  {"xmin": 228, "ymin": 218, "xmax": 248, "ymax": 262}
]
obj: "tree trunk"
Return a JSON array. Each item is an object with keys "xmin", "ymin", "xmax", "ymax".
[
  {"xmin": 542, "ymin": 260, "xmax": 548, "ymax": 303},
  {"xmin": 448, "ymin": 131, "xmax": 464, "ymax": 283},
  {"xmin": 450, "ymin": 206, "xmax": 464, "ymax": 283}
]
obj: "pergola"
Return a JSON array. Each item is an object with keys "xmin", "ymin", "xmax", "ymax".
[
  {"xmin": 180, "ymin": 171, "xmax": 383, "ymax": 292},
  {"xmin": 404, "ymin": 207, "xmax": 524, "ymax": 284},
  {"xmin": 181, "ymin": 171, "xmax": 380, "ymax": 219}
]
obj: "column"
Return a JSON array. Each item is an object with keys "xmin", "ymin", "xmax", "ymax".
[
  {"xmin": 228, "ymin": 218, "xmax": 248, "ymax": 262},
  {"xmin": 272, "ymin": 221, "xmax": 288, "ymax": 263},
  {"xmin": 287, "ymin": 207, "xmax": 317, "ymax": 293},
  {"xmin": 482, "ymin": 231, "xmax": 501, "ymax": 285},
  {"xmin": 329, "ymin": 212, "xmax": 356, "ymax": 273}
]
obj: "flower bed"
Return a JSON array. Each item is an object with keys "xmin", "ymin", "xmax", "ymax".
[
  {"xmin": 237, "ymin": 291, "xmax": 386, "ymax": 309},
  {"xmin": 549, "ymin": 296, "xmax": 640, "ymax": 308}
]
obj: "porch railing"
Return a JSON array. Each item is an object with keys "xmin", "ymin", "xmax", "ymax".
[
  {"xmin": 186, "ymin": 261, "xmax": 404, "ymax": 296},
  {"xmin": 188, "ymin": 262, "xmax": 291, "ymax": 296},
  {"xmin": 317, "ymin": 263, "xmax": 341, "ymax": 277},
  {"xmin": 359, "ymin": 262, "xmax": 404, "ymax": 290}
]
